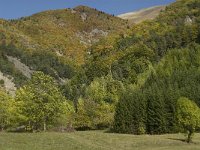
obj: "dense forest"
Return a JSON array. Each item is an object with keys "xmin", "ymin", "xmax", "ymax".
[{"xmin": 0, "ymin": 0, "xmax": 200, "ymax": 137}]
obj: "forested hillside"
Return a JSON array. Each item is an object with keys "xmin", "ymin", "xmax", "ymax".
[
  {"xmin": 85, "ymin": 0, "xmax": 200, "ymax": 83},
  {"xmin": 10, "ymin": 6, "xmax": 127, "ymax": 64},
  {"xmin": 0, "ymin": 6, "xmax": 127, "ymax": 90},
  {"xmin": 112, "ymin": 0, "xmax": 200, "ymax": 134},
  {"xmin": 81, "ymin": 0, "xmax": 200, "ymax": 133},
  {"xmin": 0, "ymin": 0, "xmax": 200, "ymax": 136}
]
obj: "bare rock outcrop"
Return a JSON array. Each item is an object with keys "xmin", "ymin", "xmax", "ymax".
[{"xmin": 7, "ymin": 56, "xmax": 33, "ymax": 79}]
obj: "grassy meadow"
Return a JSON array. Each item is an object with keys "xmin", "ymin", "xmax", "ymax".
[{"xmin": 0, "ymin": 131, "xmax": 200, "ymax": 150}]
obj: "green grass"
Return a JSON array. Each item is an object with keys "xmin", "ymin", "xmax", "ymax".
[{"xmin": 0, "ymin": 131, "xmax": 200, "ymax": 150}]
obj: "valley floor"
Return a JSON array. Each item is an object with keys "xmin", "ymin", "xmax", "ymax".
[{"xmin": 0, "ymin": 131, "xmax": 200, "ymax": 150}]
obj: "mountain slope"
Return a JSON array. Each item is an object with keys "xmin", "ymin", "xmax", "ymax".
[
  {"xmin": 0, "ymin": 6, "xmax": 128, "ymax": 92},
  {"xmin": 118, "ymin": 6, "xmax": 166, "ymax": 23},
  {"xmin": 85, "ymin": 0, "xmax": 200, "ymax": 83},
  {"xmin": 9, "ymin": 6, "xmax": 127, "ymax": 64}
]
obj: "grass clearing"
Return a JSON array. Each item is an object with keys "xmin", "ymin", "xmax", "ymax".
[{"xmin": 0, "ymin": 131, "xmax": 200, "ymax": 150}]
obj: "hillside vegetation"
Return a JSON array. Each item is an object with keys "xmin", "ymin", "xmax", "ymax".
[
  {"xmin": 80, "ymin": 0, "xmax": 200, "ymax": 135},
  {"xmin": 0, "ymin": 6, "xmax": 128, "ymax": 89},
  {"xmin": 1, "ymin": 6, "xmax": 127, "ymax": 64}
]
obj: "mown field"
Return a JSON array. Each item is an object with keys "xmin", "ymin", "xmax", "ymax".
[{"xmin": 0, "ymin": 131, "xmax": 200, "ymax": 150}]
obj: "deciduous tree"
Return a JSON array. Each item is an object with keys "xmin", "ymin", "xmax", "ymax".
[{"xmin": 176, "ymin": 97, "xmax": 200, "ymax": 143}]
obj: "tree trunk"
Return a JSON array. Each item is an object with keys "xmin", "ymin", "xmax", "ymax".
[
  {"xmin": 43, "ymin": 119, "xmax": 47, "ymax": 132},
  {"xmin": 187, "ymin": 130, "xmax": 193, "ymax": 143}
]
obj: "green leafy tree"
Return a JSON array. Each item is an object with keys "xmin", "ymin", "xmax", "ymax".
[
  {"xmin": 85, "ymin": 75, "xmax": 124, "ymax": 128},
  {"xmin": 16, "ymin": 71, "xmax": 74, "ymax": 131},
  {"xmin": 73, "ymin": 75, "xmax": 125, "ymax": 130},
  {"xmin": 176, "ymin": 97, "xmax": 200, "ymax": 143},
  {"xmin": 73, "ymin": 97, "xmax": 115, "ymax": 130},
  {"xmin": 0, "ymin": 90, "xmax": 13, "ymax": 130},
  {"xmin": 73, "ymin": 98, "xmax": 92, "ymax": 130},
  {"xmin": 0, "ymin": 89, "xmax": 24, "ymax": 130}
]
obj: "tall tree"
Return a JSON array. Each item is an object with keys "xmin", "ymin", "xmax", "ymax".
[{"xmin": 16, "ymin": 71, "xmax": 74, "ymax": 131}]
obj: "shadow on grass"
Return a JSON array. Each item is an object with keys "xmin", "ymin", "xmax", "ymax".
[
  {"xmin": 167, "ymin": 138, "xmax": 186, "ymax": 143},
  {"xmin": 168, "ymin": 138, "xmax": 199, "ymax": 144}
]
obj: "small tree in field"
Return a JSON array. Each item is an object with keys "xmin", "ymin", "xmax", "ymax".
[{"xmin": 176, "ymin": 97, "xmax": 200, "ymax": 143}]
